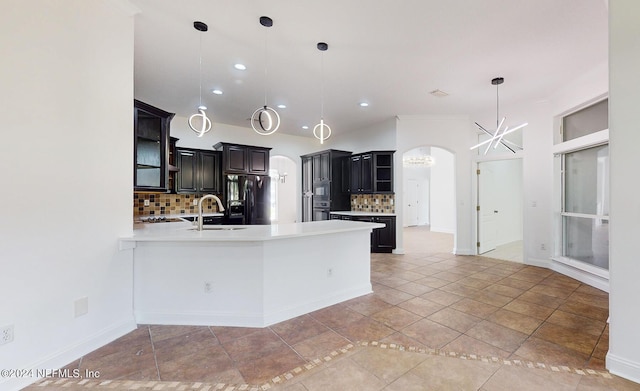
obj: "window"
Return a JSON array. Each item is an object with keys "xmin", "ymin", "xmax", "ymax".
[
  {"xmin": 555, "ymin": 99, "xmax": 609, "ymax": 272},
  {"xmin": 562, "ymin": 145, "xmax": 609, "ymax": 269},
  {"xmin": 562, "ymin": 99, "xmax": 608, "ymax": 142}
]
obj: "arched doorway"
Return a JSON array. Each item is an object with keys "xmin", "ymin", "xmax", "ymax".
[
  {"xmin": 269, "ymin": 155, "xmax": 297, "ymax": 223},
  {"xmin": 402, "ymin": 146, "xmax": 456, "ymax": 253}
]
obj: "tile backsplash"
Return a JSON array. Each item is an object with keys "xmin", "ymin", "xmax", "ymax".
[
  {"xmin": 134, "ymin": 192, "xmax": 394, "ymax": 218},
  {"xmin": 351, "ymin": 194, "xmax": 395, "ymax": 213},
  {"xmin": 134, "ymin": 193, "xmax": 222, "ymax": 217}
]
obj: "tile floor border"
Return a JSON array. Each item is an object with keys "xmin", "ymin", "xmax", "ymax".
[
  {"xmin": 31, "ymin": 339, "xmax": 615, "ymax": 391},
  {"xmin": 30, "ymin": 344, "xmax": 357, "ymax": 391},
  {"xmin": 358, "ymin": 340, "xmax": 613, "ymax": 379}
]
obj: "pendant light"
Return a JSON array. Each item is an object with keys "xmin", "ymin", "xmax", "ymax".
[
  {"xmin": 313, "ymin": 42, "xmax": 331, "ymax": 144},
  {"xmin": 471, "ymin": 77, "xmax": 527, "ymax": 154},
  {"xmin": 251, "ymin": 16, "xmax": 280, "ymax": 136},
  {"xmin": 188, "ymin": 21, "xmax": 212, "ymax": 138}
]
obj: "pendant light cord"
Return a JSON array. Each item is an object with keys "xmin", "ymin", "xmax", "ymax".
[
  {"xmin": 320, "ymin": 50, "xmax": 325, "ymax": 119},
  {"xmin": 496, "ymin": 82, "xmax": 499, "ymax": 128},
  {"xmin": 263, "ymin": 28, "xmax": 268, "ymax": 106},
  {"xmin": 198, "ymin": 32, "xmax": 203, "ymax": 108}
]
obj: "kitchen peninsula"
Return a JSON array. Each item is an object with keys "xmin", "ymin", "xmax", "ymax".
[{"xmin": 119, "ymin": 219, "xmax": 383, "ymax": 327}]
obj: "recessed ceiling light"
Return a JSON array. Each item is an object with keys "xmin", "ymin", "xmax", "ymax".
[
  {"xmin": 234, "ymin": 63, "xmax": 246, "ymax": 70},
  {"xmin": 302, "ymin": 125, "xmax": 309, "ymax": 130},
  {"xmin": 359, "ymin": 102, "xmax": 369, "ymax": 107},
  {"xmin": 212, "ymin": 89, "xmax": 223, "ymax": 95},
  {"xmin": 277, "ymin": 104, "xmax": 287, "ymax": 109},
  {"xmin": 429, "ymin": 89, "xmax": 449, "ymax": 97}
]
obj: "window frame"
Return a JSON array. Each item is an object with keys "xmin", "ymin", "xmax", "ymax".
[{"xmin": 552, "ymin": 99, "xmax": 609, "ymax": 277}]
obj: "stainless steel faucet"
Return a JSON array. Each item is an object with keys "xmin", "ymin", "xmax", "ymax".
[{"xmin": 197, "ymin": 194, "xmax": 225, "ymax": 231}]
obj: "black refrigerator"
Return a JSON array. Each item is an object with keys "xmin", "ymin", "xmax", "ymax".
[{"xmin": 223, "ymin": 174, "xmax": 270, "ymax": 225}]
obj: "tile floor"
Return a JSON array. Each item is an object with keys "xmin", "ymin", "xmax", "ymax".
[{"xmin": 25, "ymin": 228, "xmax": 640, "ymax": 390}]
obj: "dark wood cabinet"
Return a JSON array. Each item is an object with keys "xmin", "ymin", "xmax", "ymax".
[
  {"xmin": 372, "ymin": 215, "xmax": 396, "ymax": 252},
  {"xmin": 350, "ymin": 151, "xmax": 395, "ymax": 194},
  {"xmin": 214, "ymin": 142, "xmax": 271, "ymax": 175},
  {"xmin": 302, "ymin": 156, "xmax": 313, "ymax": 223},
  {"xmin": 175, "ymin": 148, "xmax": 222, "ymax": 194},
  {"xmin": 134, "ymin": 100, "xmax": 174, "ymax": 191},
  {"xmin": 331, "ymin": 213, "xmax": 396, "ymax": 253},
  {"xmin": 300, "ymin": 149, "xmax": 352, "ymax": 222},
  {"xmin": 350, "ymin": 153, "xmax": 373, "ymax": 193},
  {"xmin": 312, "ymin": 151, "xmax": 331, "ymax": 182},
  {"xmin": 167, "ymin": 137, "xmax": 179, "ymax": 192}
]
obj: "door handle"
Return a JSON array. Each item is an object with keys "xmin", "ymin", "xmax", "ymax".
[{"xmin": 494, "ymin": 210, "xmax": 499, "ymax": 213}]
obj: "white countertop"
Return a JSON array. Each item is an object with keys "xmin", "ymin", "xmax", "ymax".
[
  {"xmin": 330, "ymin": 211, "xmax": 396, "ymax": 217},
  {"xmin": 122, "ymin": 220, "xmax": 385, "ymax": 243}
]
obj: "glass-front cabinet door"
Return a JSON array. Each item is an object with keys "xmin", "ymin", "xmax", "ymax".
[{"xmin": 134, "ymin": 100, "xmax": 174, "ymax": 191}]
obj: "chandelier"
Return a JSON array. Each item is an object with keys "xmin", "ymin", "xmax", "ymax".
[
  {"xmin": 188, "ymin": 21, "xmax": 213, "ymax": 137},
  {"xmin": 471, "ymin": 77, "xmax": 526, "ymax": 154},
  {"xmin": 313, "ymin": 42, "xmax": 331, "ymax": 144},
  {"xmin": 403, "ymin": 155, "xmax": 435, "ymax": 167},
  {"xmin": 251, "ymin": 16, "xmax": 280, "ymax": 136}
]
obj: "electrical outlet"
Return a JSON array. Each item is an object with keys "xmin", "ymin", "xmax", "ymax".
[
  {"xmin": 193, "ymin": 199, "xmax": 198, "ymax": 206},
  {"xmin": 327, "ymin": 268, "xmax": 333, "ymax": 277},
  {"xmin": 144, "ymin": 199, "xmax": 150, "ymax": 206},
  {"xmin": 204, "ymin": 281, "xmax": 213, "ymax": 293},
  {"xmin": 0, "ymin": 325, "xmax": 14, "ymax": 345},
  {"xmin": 540, "ymin": 243, "xmax": 546, "ymax": 251}
]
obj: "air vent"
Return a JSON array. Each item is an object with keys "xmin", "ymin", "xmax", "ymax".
[{"xmin": 429, "ymin": 89, "xmax": 449, "ymax": 97}]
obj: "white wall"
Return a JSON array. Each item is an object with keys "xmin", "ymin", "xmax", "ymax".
[
  {"xmin": 396, "ymin": 115, "xmax": 475, "ymax": 255},
  {"xmin": 607, "ymin": 0, "xmax": 640, "ymax": 382},
  {"xmin": 0, "ymin": 1, "xmax": 138, "ymax": 389},
  {"xmin": 429, "ymin": 147, "xmax": 456, "ymax": 234},
  {"xmin": 328, "ymin": 118, "xmax": 397, "ymax": 153}
]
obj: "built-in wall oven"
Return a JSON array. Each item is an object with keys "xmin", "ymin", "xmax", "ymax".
[
  {"xmin": 313, "ymin": 180, "xmax": 330, "ymax": 201},
  {"xmin": 313, "ymin": 200, "xmax": 330, "ymax": 221}
]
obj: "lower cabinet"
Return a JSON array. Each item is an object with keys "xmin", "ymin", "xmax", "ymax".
[{"xmin": 332, "ymin": 214, "xmax": 396, "ymax": 253}]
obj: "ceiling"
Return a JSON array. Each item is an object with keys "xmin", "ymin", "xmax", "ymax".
[{"xmin": 131, "ymin": 0, "xmax": 608, "ymax": 140}]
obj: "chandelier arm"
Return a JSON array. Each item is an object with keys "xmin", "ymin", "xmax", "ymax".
[
  {"xmin": 501, "ymin": 139, "xmax": 523, "ymax": 149},
  {"xmin": 475, "ymin": 122, "xmax": 517, "ymax": 153}
]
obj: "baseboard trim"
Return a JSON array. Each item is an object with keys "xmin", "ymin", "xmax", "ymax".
[
  {"xmin": 606, "ymin": 352, "xmax": 640, "ymax": 384},
  {"xmin": 430, "ymin": 227, "xmax": 455, "ymax": 234},
  {"xmin": 0, "ymin": 318, "xmax": 136, "ymax": 391},
  {"xmin": 550, "ymin": 259, "xmax": 609, "ymax": 292},
  {"xmin": 454, "ymin": 248, "xmax": 474, "ymax": 255},
  {"xmin": 525, "ymin": 257, "xmax": 550, "ymax": 268}
]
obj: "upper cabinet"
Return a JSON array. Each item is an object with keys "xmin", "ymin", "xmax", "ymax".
[
  {"xmin": 350, "ymin": 151, "xmax": 395, "ymax": 194},
  {"xmin": 350, "ymin": 153, "xmax": 373, "ymax": 193},
  {"xmin": 312, "ymin": 151, "xmax": 331, "ymax": 182},
  {"xmin": 134, "ymin": 100, "xmax": 174, "ymax": 192},
  {"xmin": 214, "ymin": 142, "xmax": 271, "ymax": 175},
  {"xmin": 175, "ymin": 148, "xmax": 222, "ymax": 194}
]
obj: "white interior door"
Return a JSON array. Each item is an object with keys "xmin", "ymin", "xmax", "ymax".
[
  {"xmin": 405, "ymin": 179, "xmax": 419, "ymax": 226},
  {"xmin": 478, "ymin": 163, "xmax": 497, "ymax": 254}
]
